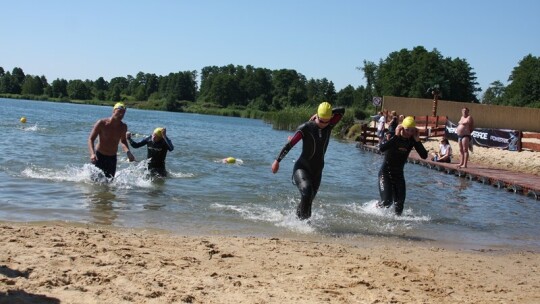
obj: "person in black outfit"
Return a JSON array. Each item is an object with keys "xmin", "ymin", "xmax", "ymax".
[
  {"xmin": 127, "ymin": 127, "xmax": 174, "ymax": 177},
  {"xmin": 271, "ymin": 102, "xmax": 345, "ymax": 220},
  {"xmin": 377, "ymin": 116, "xmax": 428, "ymax": 215}
]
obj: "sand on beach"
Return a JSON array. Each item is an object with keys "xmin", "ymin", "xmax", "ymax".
[
  {"xmin": 422, "ymin": 138, "xmax": 540, "ymax": 176},
  {"xmin": 1, "ymin": 222, "xmax": 539, "ymax": 304}
]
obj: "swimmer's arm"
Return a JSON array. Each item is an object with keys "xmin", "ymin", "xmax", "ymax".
[
  {"xmin": 378, "ymin": 134, "xmax": 396, "ymax": 152},
  {"xmin": 329, "ymin": 107, "xmax": 345, "ymax": 124},
  {"xmin": 120, "ymin": 126, "xmax": 135, "ymax": 162},
  {"xmin": 414, "ymin": 140, "xmax": 429, "ymax": 159},
  {"xmin": 128, "ymin": 136, "xmax": 150, "ymax": 148},
  {"xmin": 88, "ymin": 119, "xmax": 103, "ymax": 160},
  {"xmin": 275, "ymin": 131, "xmax": 303, "ymax": 162},
  {"xmin": 164, "ymin": 136, "xmax": 174, "ymax": 151}
]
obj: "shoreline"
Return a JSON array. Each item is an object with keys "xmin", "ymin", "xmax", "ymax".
[{"xmin": 2, "ymin": 222, "xmax": 540, "ymax": 303}]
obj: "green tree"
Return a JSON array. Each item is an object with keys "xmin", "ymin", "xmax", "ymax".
[
  {"xmin": 240, "ymin": 66, "xmax": 272, "ymax": 106},
  {"xmin": 0, "ymin": 72, "xmax": 25, "ymax": 94},
  {"xmin": 482, "ymin": 80, "xmax": 505, "ymax": 104},
  {"xmin": 67, "ymin": 79, "xmax": 92, "ymax": 100},
  {"xmin": 51, "ymin": 79, "xmax": 68, "ymax": 98},
  {"xmin": 502, "ymin": 54, "xmax": 540, "ymax": 107},
  {"xmin": 205, "ymin": 73, "xmax": 241, "ymax": 107},
  {"xmin": 21, "ymin": 75, "xmax": 44, "ymax": 95},
  {"xmin": 365, "ymin": 46, "xmax": 480, "ymax": 103},
  {"xmin": 336, "ymin": 85, "xmax": 355, "ymax": 107},
  {"xmin": 272, "ymin": 69, "xmax": 307, "ymax": 109},
  {"xmin": 358, "ymin": 60, "xmax": 378, "ymax": 107},
  {"xmin": 7, "ymin": 68, "xmax": 25, "ymax": 94},
  {"xmin": 108, "ymin": 76, "xmax": 129, "ymax": 100}
]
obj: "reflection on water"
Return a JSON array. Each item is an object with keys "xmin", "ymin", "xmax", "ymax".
[{"xmin": 81, "ymin": 184, "xmax": 118, "ymax": 225}]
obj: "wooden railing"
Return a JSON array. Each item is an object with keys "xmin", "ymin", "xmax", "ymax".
[
  {"xmin": 414, "ymin": 115, "xmax": 448, "ymax": 140},
  {"xmin": 521, "ymin": 132, "xmax": 540, "ymax": 152},
  {"xmin": 358, "ymin": 124, "xmax": 379, "ymax": 146}
]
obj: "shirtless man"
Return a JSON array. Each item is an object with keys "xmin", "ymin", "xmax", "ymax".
[
  {"xmin": 456, "ymin": 107, "xmax": 474, "ymax": 168},
  {"xmin": 88, "ymin": 102, "xmax": 135, "ymax": 179}
]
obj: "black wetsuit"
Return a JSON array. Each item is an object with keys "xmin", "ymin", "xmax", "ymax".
[
  {"xmin": 275, "ymin": 108, "xmax": 345, "ymax": 219},
  {"xmin": 93, "ymin": 151, "xmax": 117, "ymax": 179},
  {"xmin": 129, "ymin": 136, "xmax": 174, "ymax": 177},
  {"xmin": 378, "ymin": 134, "xmax": 428, "ymax": 215}
]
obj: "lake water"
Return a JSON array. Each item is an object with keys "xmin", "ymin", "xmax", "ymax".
[{"xmin": 1, "ymin": 98, "xmax": 539, "ymax": 251}]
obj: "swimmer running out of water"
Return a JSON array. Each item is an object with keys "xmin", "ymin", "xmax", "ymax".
[
  {"xmin": 271, "ymin": 102, "xmax": 345, "ymax": 220},
  {"xmin": 377, "ymin": 116, "xmax": 428, "ymax": 216},
  {"xmin": 127, "ymin": 127, "xmax": 174, "ymax": 177},
  {"xmin": 88, "ymin": 102, "xmax": 135, "ymax": 179}
]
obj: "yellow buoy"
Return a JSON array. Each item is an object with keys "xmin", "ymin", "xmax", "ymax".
[{"xmin": 20, "ymin": 117, "xmax": 27, "ymax": 123}]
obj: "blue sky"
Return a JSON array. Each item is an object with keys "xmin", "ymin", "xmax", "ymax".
[{"xmin": 1, "ymin": 0, "xmax": 539, "ymax": 96}]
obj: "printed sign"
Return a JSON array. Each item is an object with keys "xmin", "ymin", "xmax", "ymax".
[{"xmin": 372, "ymin": 96, "xmax": 382, "ymax": 107}]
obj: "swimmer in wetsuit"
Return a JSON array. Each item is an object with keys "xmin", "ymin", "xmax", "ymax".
[
  {"xmin": 377, "ymin": 116, "xmax": 428, "ymax": 215},
  {"xmin": 271, "ymin": 102, "xmax": 345, "ymax": 220},
  {"xmin": 127, "ymin": 127, "xmax": 174, "ymax": 177}
]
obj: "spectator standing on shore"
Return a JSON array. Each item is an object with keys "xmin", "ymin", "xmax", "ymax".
[
  {"xmin": 456, "ymin": 107, "xmax": 474, "ymax": 168},
  {"xmin": 376, "ymin": 111, "xmax": 386, "ymax": 145},
  {"xmin": 386, "ymin": 110, "xmax": 399, "ymax": 141}
]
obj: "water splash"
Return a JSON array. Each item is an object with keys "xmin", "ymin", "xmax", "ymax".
[
  {"xmin": 211, "ymin": 200, "xmax": 315, "ymax": 234},
  {"xmin": 21, "ymin": 161, "xmax": 155, "ymax": 189},
  {"xmin": 20, "ymin": 123, "xmax": 41, "ymax": 132}
]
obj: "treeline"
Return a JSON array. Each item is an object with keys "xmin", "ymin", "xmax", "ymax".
[
  {"xmin": 1, "ymin": 46, "xmax": 538, "ymax": 112},
  {"xmin": 481, "ymin": 54, "xmax": 540, "ymax": 107}
]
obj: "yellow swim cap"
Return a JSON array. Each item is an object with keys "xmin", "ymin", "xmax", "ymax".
[
  {"xmin": 226, "ymin": 157, "xmax": 236, "ymax": 164},
  {"xmin": 402, "ymin": 116, "xmax": 416, "ymax": 128},
  {"xmin": 113, "ymin": 102, "xmax": 126, "ymax": 110},
  {"xmin": 153, "ymin": 127, "xmax": 164, "ymax": 138},
  {"xmin": 317, "ymin": 102, "xmax": 332, "ymax": 120}
]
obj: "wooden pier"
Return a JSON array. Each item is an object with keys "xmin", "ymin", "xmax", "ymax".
[{"xmin": 357, "ymin": 143, "xmax": 540, "ymax": 200}]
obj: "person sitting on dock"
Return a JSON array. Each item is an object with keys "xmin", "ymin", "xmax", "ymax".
[
  {"xmin": 377, "ymin": 116, "xmax": 428, "ymax": 216},
  {"xmin": 431, "ymin": 138, "xmax": 452, "ymax": 163}
]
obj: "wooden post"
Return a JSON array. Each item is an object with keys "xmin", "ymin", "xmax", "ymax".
[{"xmin": 432, "ymin": 91, "xmax": 439, "ymax": 117}]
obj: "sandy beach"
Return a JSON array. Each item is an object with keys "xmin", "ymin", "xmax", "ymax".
[
  {"xmin": 1, "ymin": 222, "xmax": 539, "ymax": 304},
  {"xmin": 2, "ymin": 141, "xmax": 540, "ymax": 303}
]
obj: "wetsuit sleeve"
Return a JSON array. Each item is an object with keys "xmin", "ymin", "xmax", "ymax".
[
  {"xmin": 414, "ymin": 140, "xmax": 429, "ymax": 159},
  {"xmin": 164, "ymin": 136, "xmax": 174, "ymax": 151},
  {"xmin": 275, "ymin": 130, "xmax": 303, "ymax": 162},
  {"xmin": 379, "ymin": 134, "xmax": 397, "ymax": 152},
  {"xmin": 330, "ymin": 107, "xmax": 345, "ymax": 125},
  {"xmin": 128, "ymin": 136, "xmax": 150, "ymax": 149}
]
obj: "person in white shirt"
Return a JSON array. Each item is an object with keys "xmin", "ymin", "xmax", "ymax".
[
  {"xmin": 431, "ymin": 138, "xmax": 452, "ymax": 163},
  {"xmin": 376, "ymin": 111, "xmax": 386, "ymax": 144}
]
